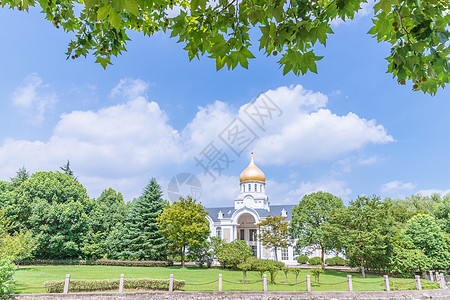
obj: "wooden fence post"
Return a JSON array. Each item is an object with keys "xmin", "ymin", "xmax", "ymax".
[
  {"xmin": 119, "ymin": 274, "xmax": 124, "ymax": 293},
  {"xmin": 218, "ymin": 274, "xmax": 222, "ymax": 292},
  {"xmin": 263, "ymin": 274, "xmax": 267, "ymax": 292},
  {"xmin": 306, "ymin": 275, "xmax": 311, "ymax": 292},
  {"xmin": 63, "ymin": 274, "xmax": 70, "ymax": 294},
  {"xmin": 169, "ymin": 274, "xmax": 173, "ymax": 292},
  {"xmin": 415, "ymin": 275, "xmax": 422, "ymax": 290},
  {"xmin": 347, "ymin": 275, "xmax": 353, "ymax": 292}
]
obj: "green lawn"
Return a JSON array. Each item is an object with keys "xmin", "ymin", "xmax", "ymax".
[{"xmin": 13, "ymin": 265, "xmax": 434, "ymax": 294}]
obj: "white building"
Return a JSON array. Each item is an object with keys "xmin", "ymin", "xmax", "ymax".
[{"xmin": 205, "ymin": 153, "xmax": 298, "ymax": 265}]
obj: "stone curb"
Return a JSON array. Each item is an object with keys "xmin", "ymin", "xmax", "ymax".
[{"xmin": 9, "ymin": 289, "xmax": 450, "ymax": 300}]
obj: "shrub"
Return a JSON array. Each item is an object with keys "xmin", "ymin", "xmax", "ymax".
[
  {"xmin": 214, "ymin": 240, "xmax": 252, "ymax": 269},
  {"xmin": 290, "ymin": 267, "xmax": 301, "ymax": 283},
  {"xmin": 266, "ymin": 261, "xmax": 280, "ymax": 284},
  {"xmin": 297, "ymin": 254, "xmax": 309, "ymax": 264},
  {"xmin": 247, "ymin": 257, "xmax": 284, "ymax": 271},
  {"xmin": 333, "ymin": 257, "xmax": 346, "ymax": 266},
  {"xmin": 92, "ymin": 259, "xmax": 172, "ymax": 267},
  {"xmin": 308, "ymin": 256, "xmax": 321, "ymax": 266},
  {"xmin": 20, "ymin": 259, "xmax": 173, "ymax": 267},
  {"xmin": 310, "ymin": 267, "xmax": 323, "ymax": 283},
  {"xmin": 237, "ymin": 262, "xmax": 252, "ymax": 283},
  {"xmin": 43, "ymin": 278, "xmax": 185, "ymax": 293},
  {"xmin": 0, "ymin": 257, "xmax": 16, "ymax": 296},
  {"xmin": 325, "ymin": 257, "xmax": 335, "ymax": 266}
]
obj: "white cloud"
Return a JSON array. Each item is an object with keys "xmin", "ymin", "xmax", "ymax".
[
  {"xmin": 358, "ymin": 155, "xmax": 379, "ymax": 166},
  {"xmin": 110, "ymin": 78, "xmax": 149, "ymax": 100},
  {"xmin": 380, "ymin": 180, "xmax": 416, "ymax": 197},
  {"xmin": 248, "ymin": 85, "xmax": 393, "ymax": 165},
  {"xmin": 182, "ymin": 100, "xmax": 235, "ymax": 156},
  {"xmin": 289, "ymin": 179, "xmax": 352, "ymax": 201},
  {"xmin": 0, "ymin": 81, "xmax": 393, "ymax": 203},
  {"xmin": 0, "ymin": 79, "xmax": 183, "ymax": 201},
  {"xmin": 11, "ymin": 73, "xmax": 58, "ymax": 123},
  {"xmin": 415, "ymin": 189, "xmax": 450, "ymax": 197}
]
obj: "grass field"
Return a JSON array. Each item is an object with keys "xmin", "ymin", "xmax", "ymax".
[{"xmin": 13, "ymin": 265, "xmax": 434, "ymax": 294}]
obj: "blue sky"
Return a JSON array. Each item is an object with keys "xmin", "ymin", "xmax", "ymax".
[{"xmin": 1, "ymin": 3, "xmax": 450, "ymax": 206}]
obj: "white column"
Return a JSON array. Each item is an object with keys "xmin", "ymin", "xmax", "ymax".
[
  {"xmin": 218, "ymin": 274, "xmax": 222, "ymax": 291},
  {"xmin": 63, "ymin": 274, "xmax": 70, "ymax": 294},
  {"xmin": 415, "ymin": 275, "xmax": 422, "ymax": 290},
  {"xmin": 119, "ymin": 274, "xmax": 124, "ymax": 293},
  {"xmin": 306, "ymin": 275, "xmax": 311, "ymax": 292},
  {"xmin": 384, "ymin": 275, "xmax": 390, "ymax": 292},
  {"xmin": 169, "ymin": 274, "xmax": 173, "ymax": 292},
  {"xmin": 347, "ymin": 275, "xmax": 353, "ymax": 292}
]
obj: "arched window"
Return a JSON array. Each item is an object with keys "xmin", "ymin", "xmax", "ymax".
[
  {"xmin": 248, "ymin": 184, "xmax": 251, "ymax": 191},
  {"xmin": 260, "ymin": 184, "xmax": 262, "ymax": 192},
  {"xmin": 255, "ymin": 184, "xmax": 257, "ymax": 192},
  {"xmin": 216, "ymin": 227, "xmax": 222, "ymax": 239}
]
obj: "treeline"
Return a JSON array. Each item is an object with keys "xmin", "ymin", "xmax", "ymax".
[
  {"xmin": 290, "ymin": 191, "xmax": 450, "ymax": 277},
  {"xmin": 0, "ymin": 166, "xmax": 170, "ymax": 262}
]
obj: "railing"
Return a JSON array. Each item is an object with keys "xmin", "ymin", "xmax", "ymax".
[{"xmin": 19, "ymin": 272, "xmax": 447, "ymax": 294}]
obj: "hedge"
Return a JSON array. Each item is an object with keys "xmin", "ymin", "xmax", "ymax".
[
  {"xmin": 247, "ymin": 257, "xmax": 284, "ymax": 271},
  {"xmin": 20, "ymin": 259, "xmax": 173, "ymax": 267},
  {"xmin": 43, "ymin": 278, "xmax": 185, "ymax": 293},
  {"xmin": 297, "ymin": 255, "xmax": 309, "ymax": 264},
  {"xmin": 308, "ymin": 257, "xmax": 322, "ymax": 265},
  {"xmin": 324, "ymin": 257, "xmax": 346, "ymax": 266}
]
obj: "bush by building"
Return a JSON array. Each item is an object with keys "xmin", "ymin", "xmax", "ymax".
[
  {"xmin": 296, "ymin": 254, "xmax": 309, "ymax": 264},
  {"xmin": 308, "ymin": 256, "xmax": 321, "ymax": 265}
]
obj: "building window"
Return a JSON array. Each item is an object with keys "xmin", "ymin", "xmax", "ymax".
[
  {"xmin": 281, "ymin": 248, "xmax": 289, "ymax": 261},
  {"xmin": 251, "ymin": 246, "xmax": 257, "ymax": 257},
  {"xmin": 248, "ymin": 184, "xmax": 251, "ymax": 191},
  {"xmin": 240, "ymin": 229, "xmax": 245, "ymax": 240},
  {"xmin": 260, "ymin": 184, "xmax": 262, "ymax": 192},
  {"xmin": 249, "ymin": 229, "xmax": 257, "ymax": 241},
  {"xmin": 255, "ymin": 184, "xmax": 257, "ymax": 192},
  {"xmin": 216, "ymin": 227, "xmax": 222, "ymax": 239}
]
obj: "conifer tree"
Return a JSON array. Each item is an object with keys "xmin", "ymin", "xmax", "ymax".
[{"xmin": 120, "ymin": 178, "xmax": 167, "ymax": 260}]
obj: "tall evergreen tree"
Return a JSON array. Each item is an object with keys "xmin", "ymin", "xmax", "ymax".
[{"xmin": 120, "ymin": 178, "xmax": 167, "ymax": 260}]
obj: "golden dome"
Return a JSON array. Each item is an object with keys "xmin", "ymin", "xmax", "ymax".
[{"xmin": 240, "ymin": 153, "xmax": 265, "ymax": 183}]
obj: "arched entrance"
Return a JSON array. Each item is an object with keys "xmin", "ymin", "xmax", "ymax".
[{"xmin": 237, "ymin": 213, "xmax": 258, "ymax": 256}]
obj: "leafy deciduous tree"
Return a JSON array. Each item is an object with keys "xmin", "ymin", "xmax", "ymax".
[
  {"xmin": 290, "ymin": 191, "xmax": 343, "ymax": 269},
  {"xmin": 328, "ymin": 196, "xmax": 395, "ymax": 277},
  {"xmin": 157, "ymin": 196, "xmax": 209, "ymax": 267},
  {"xmin": 214, "ymin": 239, "xmax": 253, "ymax": 269},
  {"xmin": 1, "ymin": 0, "xmax": 448, "ymax": 93},
  {"xmin": 257, "ymin": 215, "xmax": 290, "ymax": 262}
]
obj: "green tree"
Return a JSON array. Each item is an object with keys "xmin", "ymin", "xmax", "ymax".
[
  {"xmin": 290, "ymin": 191, "xmax": 344, "ymax": 269},
  {"xmin": 83, "ymin": 188, "xmax": 128, "ymax": 259},
  {"xmin": 389, "ymin": 232, "xmax": 431, "ymax": 277},
  {"xmin": 10, "ymin": 167, "xmax": 29, "ymax": 188},
  {"xmin": 121, "ymin": 179, "xmax": 167, "ymax": 261},
  {"xmin": 60, "ymin": 160, "xmax": 77, "ymax": 180},
  {"xmin": 0, "ymin": 257, "xmax": 15, "ymax": 296},
  {"xmin": 328, "ymin": 196, "xmax": 395, "ymax": 277},
  {"xmin": 4, "ymin": 171, "xmax": 91, "ymax": 259},
  {"xmin": 213, "ymin": 239, "xmax": 253, "ymax": 269},
  {"xmin": 257, "ymin": 215, "xmax": 290, "ymax": 262},
  {"xmin": 2, "ymin": 0, "xmax": 449, "ymax": 93},
  {"xmin": 157, "ymin": 196, "xmax": 210, "ymax": 267},
  {"xmin": 402, "ymin": 214, "xmax": 450, "ymax": 270}
]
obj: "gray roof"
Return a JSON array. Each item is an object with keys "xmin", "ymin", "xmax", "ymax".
[{"xmin": 205, "ymin": 204, "xmax": 296, "ymax": 222}]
